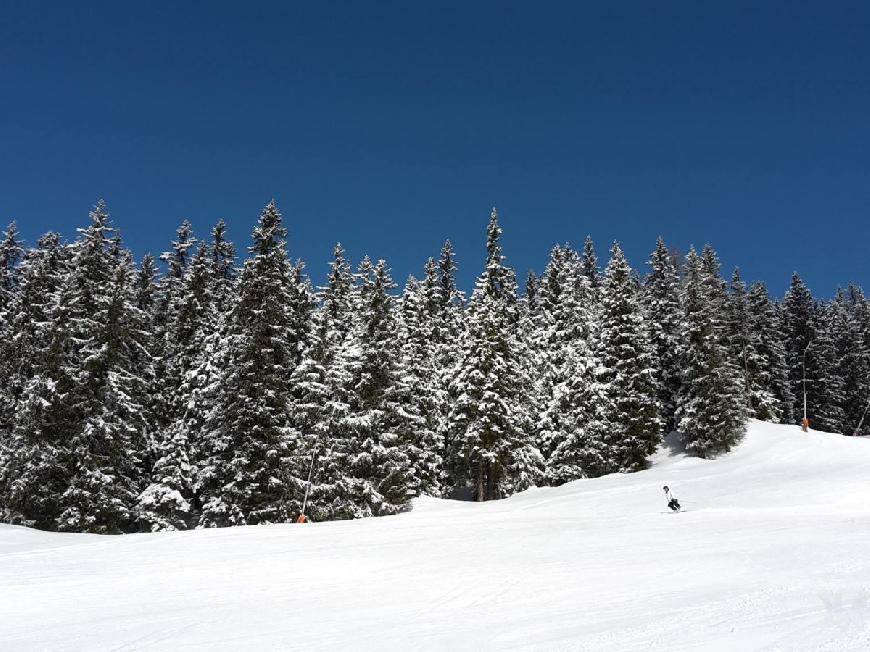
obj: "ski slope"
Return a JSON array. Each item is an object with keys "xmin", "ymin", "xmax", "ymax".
[{"xmin": 2, "ymin": 420, "xmax": 870, "ymax": 651}]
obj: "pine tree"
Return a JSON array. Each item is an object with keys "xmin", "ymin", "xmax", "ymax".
[
  {"xmin": 597, "ymin": 243, "xmax": 661, "ymax": 471},
  {"xmin": 209, "ymin": 219, "xmax": 237, "ymax": 315},
  {"xmin": 809, "ymin": 300, "xmax": 846, "ymax": 433},
  {"xmin": 198, "ymin": 201, "xmax": 303, "ymax": 526},
  {"xmin": 675, "ymin": 248, "xmax": 747, "ymax": 457},
  {"xmin": 340, "ymin": 259, "xmax": 419, "ymax": 515},
  {"xmin": 844, "ymin": 286, "xmax": 870, "ymax": 434},
  {"xmin": 829, "ymin": 289, "xmax": 868, "ymax": 434},
  {"xmin": 449, "ymin": 209, "xmax": 542, "ymax": 501},
  {"xmin": 781, "ymin": 273, "xmax": 843, "ymax": 430},
  {"xmin": 284, "ymin": 243, "xmax": 359, "ymax": 521},
  {"xmin": 0, "ymin": 232, "xmax": 70, "ymax": 526},
  {"xmin": 725, "ymin": 269, "xmax": 753, "ymax": 411},
  {"xmin": 534, "ymin": 245, "xmax": 603, "ymax": 483},
  {"xmin": 398, "ymin": 265, "xmax": 445, "ymax": 497},
  {"xmin": 744, "ymin": 282, "xmax": 794, "ymax": 422},
  {"xmin": 51, "ymin": 204, "xmax": 150, "ymax": 533},
  {"xmin": 433, "ymin": 240, "xmax": 465, "ymax": 494},
  {"xmin": 644, "ymin": 238, "xmax": 683, "ymax": 432},
  {"xmin": 581, "ymin": 235, "xmax": 601, "ymax": 292},
  {"xmin": 0, "ymin": 222, "xmax": 24, "ymax": 324},
  {"xmin": 137, "ymin": 244, "xmax": 213, "ymax": 531}
]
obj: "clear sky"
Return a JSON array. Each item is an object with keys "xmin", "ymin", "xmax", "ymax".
[{"xmin": 1, "ymin": 2, "xmax": 868, "ymax": 297}]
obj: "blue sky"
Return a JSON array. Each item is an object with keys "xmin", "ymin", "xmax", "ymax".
[{"xmin": 1, "ymin": 2, "xmax": 868, "ymax": 296}]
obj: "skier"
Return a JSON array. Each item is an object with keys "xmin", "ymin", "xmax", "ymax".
[{"xmin": 662, "ymin": 485, "xmax": 681, "ymax": 512}]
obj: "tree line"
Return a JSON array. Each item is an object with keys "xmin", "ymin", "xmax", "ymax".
[{"xmin": 0, "ymin": 201, "xmax": 866, "ymax": 533}]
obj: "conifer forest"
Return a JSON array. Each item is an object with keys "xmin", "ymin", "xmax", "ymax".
[{"xmin": 0, "ymin": 201, "xmax": 867, "ymax": 534}]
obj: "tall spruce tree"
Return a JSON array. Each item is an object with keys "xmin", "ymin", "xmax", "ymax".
[
  {"xmin": 198, "ymin": 201, "xmax": 303, "ymax": 526},
  {"xmin": 48, "ymin": 204, "xmax": 151, "ymax": 533},
  {"xmin": 534, "ymin": 244, "xmax": 603, "ymax": 483},
  {"xmin": 744, "ymin": 282, "xmax": 794, "ymax": 422},
  {"xmin": 597, "ymin": 243, "xmax": 661, "ymax": 471},
  {"xmin": 644, "ymin": 238, "xmax": 683, "ymax": 432},
  {"xmin": 449, "ymin": 209, "xmax": 542, "ymax": 501},
  {"xmin": 675, "ymin": 248, "xmax": 747, "ymax": 457},
  {"xmin": 0, "ymin": 233, "xmax": 70, "ymax": 526}
]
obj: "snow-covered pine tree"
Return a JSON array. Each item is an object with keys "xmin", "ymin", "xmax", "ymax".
[
  {"xmin": 186, "ymin": 231, "xmax": 240, "ymax": 524},
  {"xmin": 340, "ymin": 258, "xmax": 419, "ymax": 515},
  {"xmin": 397, "ymin": 265, "xmax": 444, "ymax": 497},
  {"xmin": 675, "ymin": 247, "xmax": 747, "ymax": 457},
  {"xmin": 596, "ymin": 243, "xmax": 661, "ymax": 471},
  {"xmin": 534, "ymin": 244, "xmax": 604, "ymax": 483},
  {"xmin": 0, "ymin": 222, "xmax": 24, "ymax": 323},
  {"xmin": 137, "ymin": 244, "xmax": 214, "ymax": 531},
  {"xmin": 0, "ymin": 232, "xmax": 70, "ymax": 527},
  {"xmin": 283, "ymin": 242, "xmax": 360, "ymax": 521},
  {"xmin": 829, "ymin": 289, "xmax": 868, "ymax": 435},
  {"xmin": 209, "ymin": 219, "xmax": 237, "ymax": 315},
  {"xmin": 744, "ymin": 282, "xmax": 794, "ymax": 423},
  {"xmin": 581, "ymin": 235, "xmax": 601, "ymax": 293},
  {"xmin": 808, "ymin": 300, "xmax": 846, "ymax": 433},
  {"xmin": 433, "ymin": 240, "xmax": 465, "ymax": 495},
  {"xmin": 449, "ymin": 209, "xmax": 542, "ymax": 501},
  {"xmin": 148, "ymin": 221, "xmax": 199, "ymax": 459},
  {"xmin": 644, "ymin": 237, "xmax": 683, "ymax": 433},
  {"xmin": 0, "ymin": 222, "xmax": 25, "ymax": 446},
  {"xmin": 843, "ymin": 285, "xmax": 870, "ymax": 435},
  {"xmin": 725, "ymin": 269, "xmax": 753, "ymax": 411},
  {"xmin": 53, "ymin": 204, "xmax": 150, "ymax": 533},
  {"xmin": 780, "ymin": 272, "xmax": 843, "ymax": 430},
  {"xmin": 198, "ymin": 201, "xmax": 304, "ymax": 526}
]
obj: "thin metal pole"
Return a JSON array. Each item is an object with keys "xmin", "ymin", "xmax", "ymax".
[
  {"xmin": 300, "ymin": 448, "xmax": 317, "ymax": 518},
  {"xmin": 802, "ymin": 340, "xmax": 812, "ymax": 429}
]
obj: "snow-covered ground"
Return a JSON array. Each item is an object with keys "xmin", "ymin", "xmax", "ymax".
[{"xmin": 2, "ymin": 420, "xmax": 870, "ymax": 651}]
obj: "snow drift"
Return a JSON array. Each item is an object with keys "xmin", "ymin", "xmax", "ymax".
[{"xmin": 2, "ymin": 419, "xmax": 869, "ymax": 651}]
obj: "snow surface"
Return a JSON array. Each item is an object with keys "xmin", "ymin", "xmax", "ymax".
[{"xmin": 3, "ymin": 420, "xmax": 870, "ymax": 651}]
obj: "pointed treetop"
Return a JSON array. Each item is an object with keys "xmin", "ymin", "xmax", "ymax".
[
  {"xmin": 438, "ymin": 239, "xmax": 458, "ymax": 306},
  {"xmin": 486, "ymin": 207, "xmax": 503, "ymax": 267},
  {"xmin": 731, "ymin": 267, "xmax": 746, "ymax": 293},
  {"xmin": 251, "ymin": 200, "xmax": 287, "ymax": 256},
  {"xmin": 581, "ymin": 235, "xmax": 600, "ymax": 286},
  {"xmin": 1, "ymin": 221, "xmax": 25, "ymax": 264}
]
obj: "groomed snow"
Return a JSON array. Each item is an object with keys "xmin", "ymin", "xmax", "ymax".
[{"xmin": 2, "ymin": 420, "xmax": 870, "ymax": 651}]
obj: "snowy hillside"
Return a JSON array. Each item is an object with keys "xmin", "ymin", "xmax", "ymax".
[{"xmin": 2, "ymin": 419, "xmax": 870, "ymax": 651}]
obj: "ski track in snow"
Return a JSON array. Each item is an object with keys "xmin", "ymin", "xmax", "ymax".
[{"xmin": 2, "ymin": 420, "xmax": 870, "ymax": 651}]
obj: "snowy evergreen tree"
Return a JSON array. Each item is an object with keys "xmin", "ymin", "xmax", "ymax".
[
  {"xmin": 198, "ymin": 201, "xmax": 305, "ymax": 526},
  {"xmin": 808, "ymin": 300, "xmax": 846, "ymax": 433},
  {"xmin": 0, "ymin": 222, "xmax": 24, "ymax": 323},
  {"xmin": 744, "ymin": 282, "xmax": 794, "ymax": 423},
  {"xmin": 38, "ymin": 204, "xmax": 152, "ymax": 533},
  {"xmin": 340, "ymin": 258, "xmax": 420, "ymax": 515},
  {"xmin": 0, "ymin": 232, "xmax": 70, "ymax": 526},
  {"xmin": 829, "ymin": 289, "xmax": 868, "ymax": 435},
  {"xmin": 209, "ymin": 219, "xmax": 237, "ymax": 314},
  {"xmin": 433, "ymin": 240, "xmax": 465, "ymax": 494},
  {"xmin": 398, "ymin": 266, "xmax": 445, "ymax": 497},
  {"xmin": 597, "ymin": 243, "xmax": 661, "ymax": 471},
  {"xmin": 781, "ymin": 273, "xmax": 845, "ymax": 430},
  {"xmin": 644, "ymin": 238, "xmax": 683, "ymax": 432},
  {"xmin": 284, "ymin": 243, "xmax": 360, "ymax": 521},
  {"xmin": 533, "ymin": 245, "xmax": 603, "ymax": 483},
  {"xmin": 581, "ymin": 235, "xmax": 601, "ymax": 292},
  {"xmin": 137, "ymin": 244, "xmax": 213, "ymax": 531},
  {"xmin": 675, "ymin": 248, "xmax": 747, "ymax": 457},
  {"xmin": 449, "ymin": 209, "xmax": 542, "ymax": 501}
]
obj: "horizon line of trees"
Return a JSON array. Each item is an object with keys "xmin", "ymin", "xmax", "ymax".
[{"xmin": 0, "ymin": 201, "xmax": 867, "ymax": 534}]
